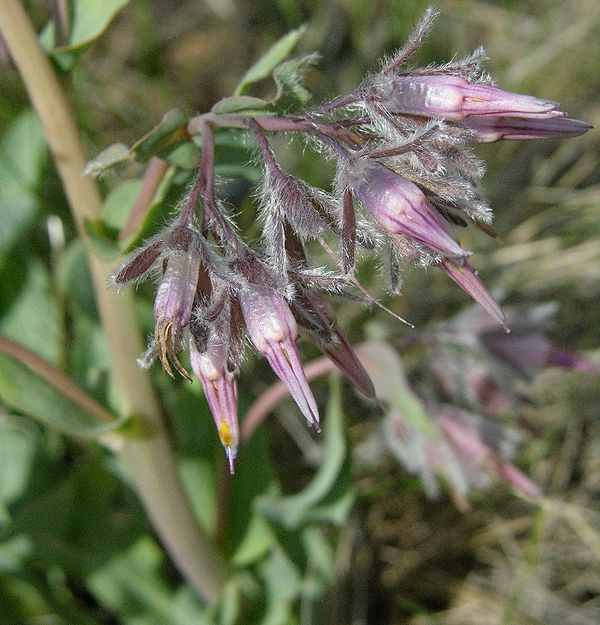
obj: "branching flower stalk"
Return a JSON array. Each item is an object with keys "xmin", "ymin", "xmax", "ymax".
[{"xmin": 113, "ymin": 7, "xmax": 590, "ymax": 472}]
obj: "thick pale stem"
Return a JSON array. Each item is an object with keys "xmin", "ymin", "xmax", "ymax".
[{"xmin": 0, "ymin": 0, "xmax": 227, "ymax": 602}]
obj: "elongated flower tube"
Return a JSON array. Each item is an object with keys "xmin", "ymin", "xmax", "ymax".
[
  {"xmin": 347, "ymin": 159, "xmax": 469, "ymax": 260},
  {"xmin": 189, "ymin": 334, "xmax": 239, "ymax": 474},
  {"xmin": 440, "ymin": 258, "xmax": 507, "ymax": 329},
  {"xmin": 461, "ymin": 115, "xmax": 592, "ymax": 142},
  {"xmin": 238, "ymin": 287, "xmax": 320, "ymax": 429},
  {"xmin": 293, "ymin": 291, "xmax": 376, "ymax": 399},
  {"xmin": 152, "ymin": 228, "xmax": 202, "ymax": 379},
  {"xmin": 376, "ymin": 74, "xmax": 565, "ymax": 121}
]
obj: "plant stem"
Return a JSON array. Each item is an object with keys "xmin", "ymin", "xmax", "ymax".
[
  {"xmin": 0, "ymin": 336, "xmax": 116, "ymax": 425},
  {"xmin": 0, "ymin": 0, "xmax": 227, "ymax": 602},
  {"xmin": 119, "ymin": 157, "xmax": 169, "ymax": 242}
]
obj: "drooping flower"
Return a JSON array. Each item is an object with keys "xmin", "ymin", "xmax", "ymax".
[
  {"xmin": 237, "ymin": 285, "xmax": 320, "ymax": 429},
  {"xmin": 344, "ymin": 157, "xmax": 469, "ymax": 260},
  {"xmin": 189, "ymin": 322, "xmax": 240, "ymax": 474},
  {"xmin": 114, "ymin": 222, "xmax": 205, "ymax": 378}
]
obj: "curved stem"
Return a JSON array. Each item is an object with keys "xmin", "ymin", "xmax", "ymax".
[
  {"xmin": 0, "ymin": 0, "xmax": 227, "ymax": 602},
  {"xmin": 0, "ymin": 335, "xmax": 116, "ymax": 426}
]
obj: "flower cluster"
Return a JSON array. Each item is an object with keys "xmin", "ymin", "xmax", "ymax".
[
  {"xmin": 378, "ymin": 303, "xmax": 599, "ymax": 502},
  {"xmin": 113, "ymin": 8, "xmax": 590, "ymax": 472}
]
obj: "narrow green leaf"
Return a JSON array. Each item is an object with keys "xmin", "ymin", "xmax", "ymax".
[
  {"xmin": 132, "ymin": 109, "xmax": 189, "ymax": 162},
  {"xmin": 88, "ymin": 537, "xmax": 205, "ymax": 625},
  {"xmin": 0, "ymin": 260, "xmax": 59, "ymax": 362},
  {"xmin": 0, "ymin": 110, "xmax": 46, "ymax": 255},
  {"xmin": 234, "ymin": 26, "xmax": 306, "ymax": 96},
  {"xmin": 257, "ymin": 376, "xmax": 348, "ymax": 529},
  {"xmin": 54, "ymin": 0, "xmax": 129, "ymax": 53},
  {"xmin": 0, "ymin": 353, "xmax": 122, "ymax": 440},
  {"xmin": 84, "ymin": 143, "xmax": 131, "ymax": 178},
  {"xmin": 85, "ymin": 110, "xmax": 190, "ymax": 177},
  {"xmin": 211, "ymin": 96, "xmax": 270, "ymax": 115},
  {"xmin": 301, "ymin": 526, "xmax": 335, "ymax": 588},
  {"xmin": 231, "ymin": 514, "xmax": 275, "ymax": 567}
]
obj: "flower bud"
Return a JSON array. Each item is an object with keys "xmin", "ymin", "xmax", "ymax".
[
  {"xmin": 461, "ymin": 115, "xmax": 592, "ymax": 142},
  {"xmin": 349, "ymin": 160, "xmax": 469, "ymax": 259},
  {"xmin": 380, "ymin": 75, "xmax": 560, "ymax": 121},
  {"xmin": 238, "ymin": 288, "xmax": 320, "ymax": 428},
  {"xmin": 153, "ymin": 229, "xmax": 202, "ymax": 379}
]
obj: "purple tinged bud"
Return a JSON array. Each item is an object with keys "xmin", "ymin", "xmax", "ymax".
[
  {"xmin": 323, "ymin": 332, "xmax": 376, "ymax": 399},
  {"xmin": 381, "ymin": 75, "xmax": 560, "ymax": 121},
  {"xmin": 189, "ymin": 336, "xmax": 239, "ymax": 474},
  {"xmin": 153, "ymin": 240, "xmax": 201, "ymax": 379},
  {"xmin": 440, "ymin": 258, "xmax": 507, "ymax": 329},
  {"xmin": 461, "ymin": 115, "xmax": 593, "ymax": 142},
  {"xmin": 238, "ymin": 288, "xmax": 320, "ymax": 429},
  {"xmin": 349, "ymin": 160, "xmax": 469, "ymax": 259},
  {"xmin": 297, "ymin": 292, "xmax": 375, "ymax": 398}
]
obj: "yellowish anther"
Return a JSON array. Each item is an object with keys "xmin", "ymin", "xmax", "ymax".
[
  {"xmin": 219, "ymin": 420, "xmax": 234, "ymax": 447},
  {"xmin": 155, "ymin": 319, "xmax": 191, "ymax": 380},
  {"xmin": 156, "ymin": 321, "xmax": 175, "ymax": 378}
]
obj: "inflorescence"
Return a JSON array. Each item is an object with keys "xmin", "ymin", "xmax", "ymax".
[{"xmin": 113, "ymin": 8, "xmax": 590, "ymax": 472}]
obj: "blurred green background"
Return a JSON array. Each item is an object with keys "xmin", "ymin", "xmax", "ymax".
[{"xmin": 1, "ymin": 1, "xmax": 599, "ymax": 624}]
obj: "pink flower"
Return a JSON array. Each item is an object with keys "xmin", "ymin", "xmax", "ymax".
[
  {"xmin": 348, "ymin": 159, "xmax": 469, "ymax": 259},
  {"xmin": 238, "ymin": 288, "xmax": 320, "ymax": 429}
]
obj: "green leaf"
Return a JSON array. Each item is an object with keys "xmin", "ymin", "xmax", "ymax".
[
  {"xmin": 0, "ymin": 110, "xmax": 46, "ymax": 256},
  {"xmin": 0, "ymin": 352, "xmax": 122, "ymax": 440},
  {"xmin": 85, "ymin": 164, "xmax": 180, "ymax": 258},
  {"xmin": 234, "ymin": 26, "xmax": 306, "ymax": 96},
  {"xmin": 231, "ymin": 514, "xmax": 275, "ymax": 567},
  {"xmin": 58, "ymin": 240, "xmax": 97, "ymax": 319},
  {"xmin": 117, "ymin": 167, "xmax": 179, "ymax": 253},
  {"xmin": 84, "ymin": 143, "xmax": 131, "ymax": 178},
  {"xmin": 211, "ymin": 96, "xmax": 270, "ymax": 115},
  {"xmin": 85, "ymin": 110, "xmax": 189, "ymax": 177},
  {"xmin": 257, "ymin": 377, "xmax": 350, "ymax": 529},
  {"xmin": 260, "ymin": 546, "xmax": 302, "ymax": 625},
  {"xmin": 132, "ymin": 109, "xmax": 189, "ymax": 162},
  {"xmin": 87, "ymin": 537, "xmax": 205, "ymax": 625},
  {"xmin": 270, "ymin": 53, "xmax": 319, "ymax": 112},
  {"xmin": 54, "ymin": 0, "xmax": 129, "ymax": 53},
  {"xmin": 227, "ymin": 419, "xmax": 275, "ymax": 556},
  {"xmin": 178, "ymin": 457, "xmax": 217, "ymax": 534},
  {"xmin": 301, "ymin": 527, "xmax": 334, "ymax": 588},
  {"xmin": 0, "ymin": 260, "xmax": 59, "ymax": 362},
  {"xmin": 82, "ymin": 217, "xmax": 121, "ymax": 259},
  {"xmin": 6, "ymin": 454, "xmax": 143, "ymax": 577},
  {"xmin": 360, "ymin": 341, "xmax": 438, "ymax": 438},
  {"xmin": 0, "ymin": 418, "xmax": 38, "ymax": 523},
  {"xmin": 214, "ymin": 129, "xmax": 261, "ymax": 182}
]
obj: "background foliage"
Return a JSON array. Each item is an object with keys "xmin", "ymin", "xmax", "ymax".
[{"xmin": 0, "ymin": 1, "xmax": 599, "ymax": 624}]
